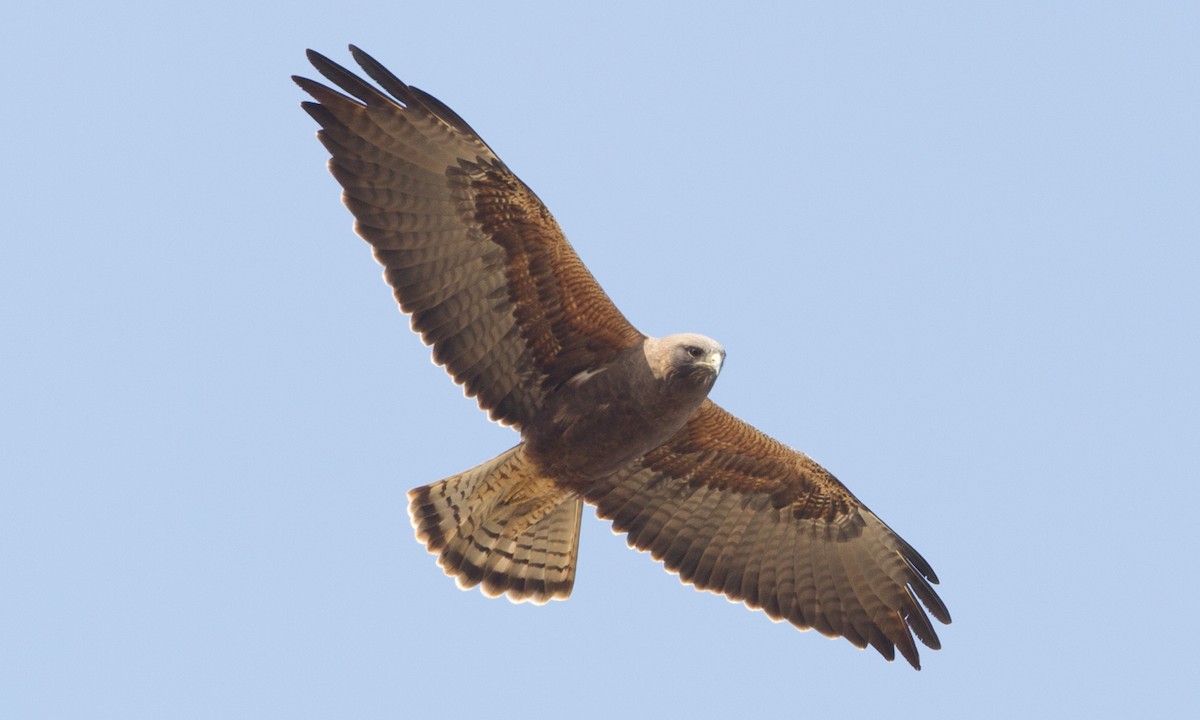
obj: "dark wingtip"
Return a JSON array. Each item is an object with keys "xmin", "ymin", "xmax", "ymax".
[
  {"xmin": 304, "ymin": 48, "xmax": 329, "ymax": 67},
  {"xmin": 347, "ymin": 45, "xmax": 385, "ymax": 74},
  {"xmin": 344, "ymin": 44, "xmax": 417, "ymax": 107},
  {"xmin": 304, "ymin": 48, "xmax": 342, "ymax": 81}
]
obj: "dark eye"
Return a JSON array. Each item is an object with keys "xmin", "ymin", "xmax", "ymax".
[{"xmin": 685, "ymin": 345, "xmax": 703, "ymax": 358}]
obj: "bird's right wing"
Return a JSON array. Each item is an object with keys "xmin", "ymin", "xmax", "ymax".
[
  {"xmin": 584, "ymin": 400, "xmax": 951, "ymax": 669},
  {"xmin": 294, "ymin": 47, "xmax": 644, "ymax": 429}
]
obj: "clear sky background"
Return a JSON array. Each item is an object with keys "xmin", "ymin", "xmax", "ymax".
[{"xmin": 3, "ymin": 2, "xmax": 1198, "ymax": 717}]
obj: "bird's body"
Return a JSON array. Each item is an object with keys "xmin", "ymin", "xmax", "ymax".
[
  {"xmin": 527, "ymin": 335, "xmax": 724, "ymax": 484},
  {"xmin": 295, "ymin": 47, "xmax": 951, "ymax": 668}
]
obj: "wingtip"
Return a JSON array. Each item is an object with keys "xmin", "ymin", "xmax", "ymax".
[{"xmin": 347, "ymin": 44, "xmax": 379, "ymax": 71}]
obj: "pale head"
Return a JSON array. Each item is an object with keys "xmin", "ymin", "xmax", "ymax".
[{"xmin": 643, "ymin": 333, "xmax": 726, "ymax": 387}]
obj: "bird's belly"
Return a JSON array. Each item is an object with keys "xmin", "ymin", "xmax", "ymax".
[{"xmin": 525, "ymin": 396, "xmax": 700, "ymax": 484}]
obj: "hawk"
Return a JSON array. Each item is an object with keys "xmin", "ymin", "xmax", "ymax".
[{"xmin": 294, "ymin": 46, "xmax": 951, "ymax": 669}]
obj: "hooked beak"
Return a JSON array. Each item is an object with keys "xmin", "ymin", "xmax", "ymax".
[{"xmin": 704, "ymin": 350, "xmax": 725, "ymax": 375}]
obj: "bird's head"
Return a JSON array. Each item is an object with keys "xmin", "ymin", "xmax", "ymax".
[{"xmin": 647, "ymin": 333, "xmax": 726, "ymax": 388}]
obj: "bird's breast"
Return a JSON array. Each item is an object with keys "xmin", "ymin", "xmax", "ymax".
[{"xmin": 525, "ymin": 361, "xmax": 710, "ymax": 484}]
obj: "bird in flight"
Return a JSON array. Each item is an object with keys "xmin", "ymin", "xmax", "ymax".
[{"xmin": 294, "ymin": 46, "xmax": 950, "ymax": 669}]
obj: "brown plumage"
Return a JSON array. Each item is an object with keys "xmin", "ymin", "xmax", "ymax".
[{"xmin": 295, "ymin": 46, "xmax": 950, "ymax": 669}]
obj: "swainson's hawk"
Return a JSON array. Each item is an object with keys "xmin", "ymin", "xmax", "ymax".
[{"xmin": 294, "ymin": 47, "xmax": 950, "ymax": 669}]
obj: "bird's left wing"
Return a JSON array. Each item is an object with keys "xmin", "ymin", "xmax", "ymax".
[
  {"xmin": 293, "ymin": 47, "xmax": 644, "ymax": 430},
  {"xmin": 583, "ymin": 400, "xmax": 950, "ymax": 669}
]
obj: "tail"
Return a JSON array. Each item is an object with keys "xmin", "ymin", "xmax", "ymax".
[{"xmin": 407, "ymin": 446, "xmax": 583, "ymax": 604}]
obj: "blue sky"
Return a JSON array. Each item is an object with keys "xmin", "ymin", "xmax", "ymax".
[{"xmin": 3, "ymin": 2, "xmax": 1198, "ymax": 717}]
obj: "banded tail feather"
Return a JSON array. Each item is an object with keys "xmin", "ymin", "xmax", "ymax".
[{"xmin": 407, "ymin": 446, "xmax": 583, "ymax": 604}]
